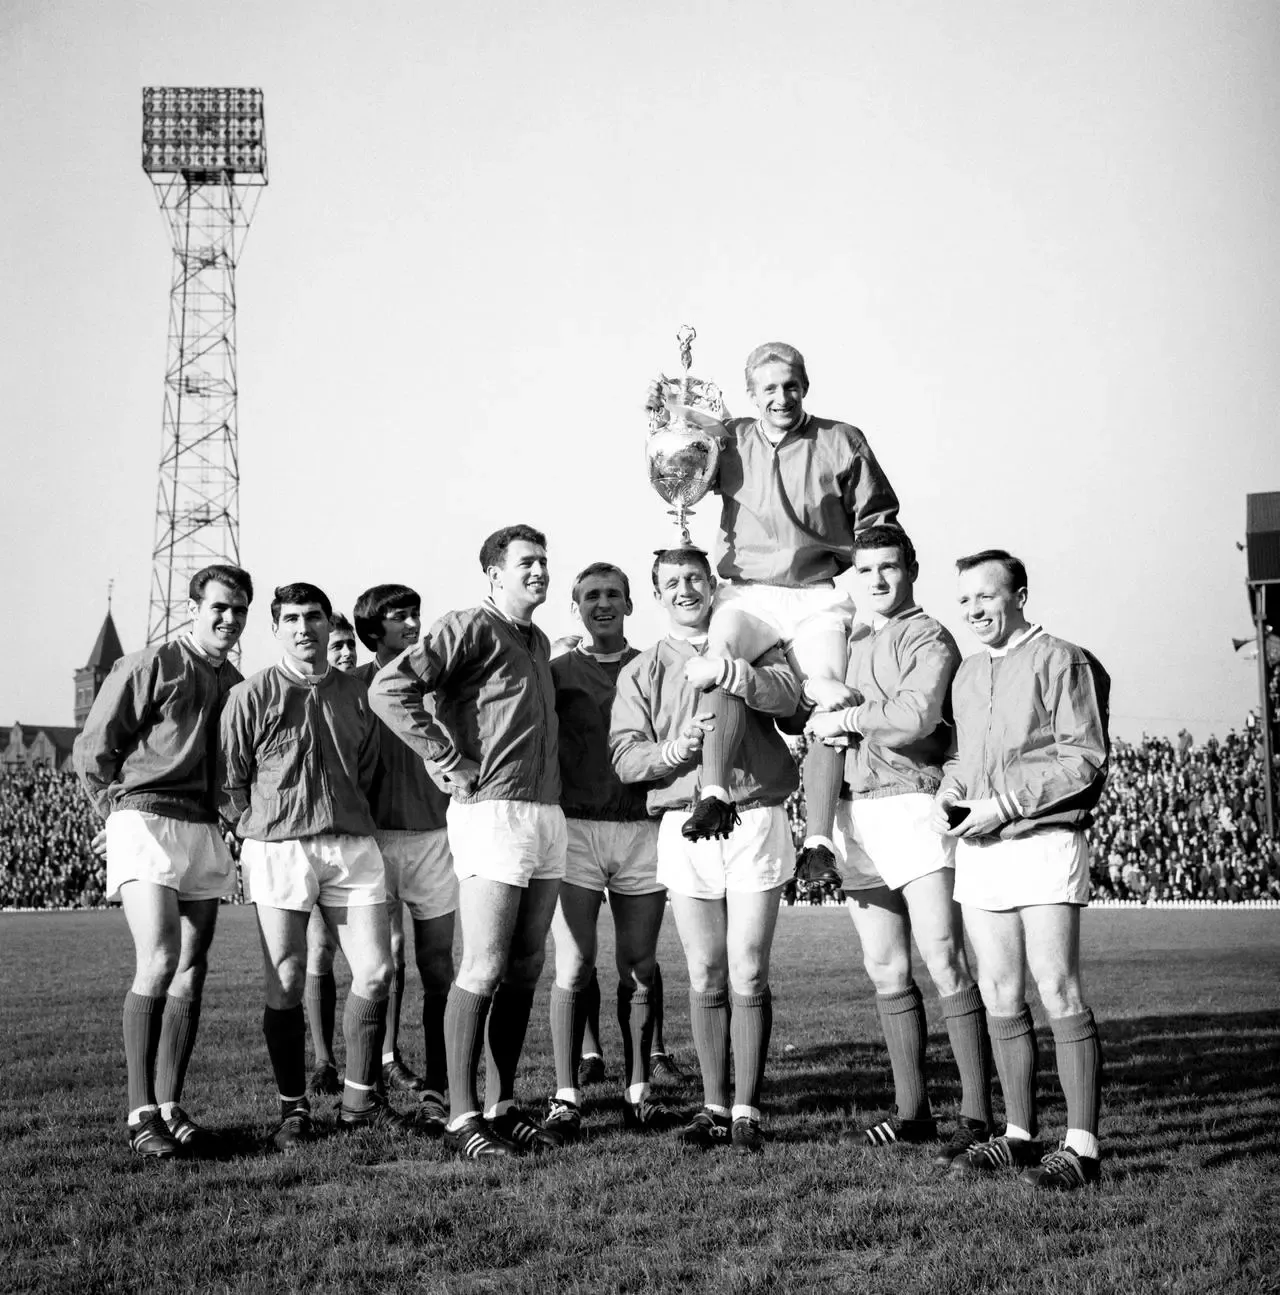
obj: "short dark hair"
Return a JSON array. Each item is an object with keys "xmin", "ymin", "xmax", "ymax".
[
  {"xmin": 479, "ymin": 524, "xmax": 547, "ymax": 573},
  {"xmin": 189, "ymin": 563, "xmax": 253, "ymax": 605},
  {"xmin": 330, "ymin": 612, "xmax": 356, "ymax": 638},
  {"xmin": 853, "ymin": 525, "xmax": 916, "ymax": 570},
  {"xmin": 744, "ymin": 341, "xmax": 809, "ymax": 395},
  {"xmin": 271, "ymin": 582, "xmax": 332, "ymax": 625},
  {"xmin": 571, "ymin": 562, "xmax": 631, "ymax": 605},
  {"xmin": 353, "ymin": 583, "xmax": 420, "ymax": 651},
  {"xmin": 650, "ymin": 547, "xmax": 712, "ymax": 590},
  {"xmin": 955, "ymin": 549, "xmax": 1027, "ymax": 594}
]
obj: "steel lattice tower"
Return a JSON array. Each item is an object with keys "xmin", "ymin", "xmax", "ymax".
[{"xmin": 141, "ymin": 87, "xmax": 267, "ymax": 649}]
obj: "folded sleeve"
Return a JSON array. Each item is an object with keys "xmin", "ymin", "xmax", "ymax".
[
  {"xmin": 72, "ymin": 656, "xmax": 154, "ymax": 821},
  {"xmin": 368, "ymin": 620, "xmax": 466, "ymax": 772}
]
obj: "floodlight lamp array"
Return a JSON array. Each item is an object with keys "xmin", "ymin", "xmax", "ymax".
[{"xmin": 142, "ymin": 86, "xmax": 266, "ymax": 176}]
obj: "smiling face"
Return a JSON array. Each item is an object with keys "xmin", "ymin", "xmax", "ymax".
[
  {"xmin": 573, "ymin": 573, "xmax": 631, "ymax": 650},
  {"xmin": 377, "ymin": 604, "xmax": 421, "ymax": 661},
  {"xmin": 489, "ymin": 540, "xmax": 549, "ymax": 620},
  {"xmin": 748, "ymin": 360, "xmax": 807, "ymax": 436},
  {"xmin": 957, "ymin": 561, "xmax": 1028, "ymax": 650},
  {"xmin": 327, "ymin": 630, "xmax": 357, "ymax": 671},
  {"xmin": 851, "ymin": 546, "xmax": 917, "ymax": 621},
  {"xmin": 273, "ymin": 602, "xmax": 331, "ymax": 669},
  {"xmin": 188, "ymin": 580, "xmax": 249, "ymax": 660},
  {"xmin": 653, "ymin": 559, "xmax": 715, "ymax": 634}
]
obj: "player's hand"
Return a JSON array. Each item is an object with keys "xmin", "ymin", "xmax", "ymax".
[
  {"xmin": 673, "ymin": 711, "xmax": 715, "ymax": 762},
  {"xmin": 806, "ymin": 709, "xmax": 852, "ymax": 743},
  {"xmin": 804, "ymin": 678, "xmax": 863, "ymax": 712},
  {"xmin": 940, "ymin": 797, "xmax": 1003, "ymax": 838},
  {"xmin": 443, "ymin": 757, "xmax": 481, "ymax": 795},
  {"xmin": 90, "ymin": 829, "xmax": 107, "ymax": 859},
  {"xmin": 928, "ymin": 792, "xmax": 956, "ymax": 835},
  {"xmin": 683, "ymin": 655, "xmax": 725, "ymax": 692},
  {"xmin": 550, "ymin": 634, "xmax": 582, "ymax": 660},
  {"xmin": 645, "ymin": 375, "xmax": 669, "ymax": 420}
]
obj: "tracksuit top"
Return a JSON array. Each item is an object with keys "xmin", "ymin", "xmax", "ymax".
[
  {"xmin": 552, "ymin": 645, "xmax": 651, "ymax": 822},
  {"xmin": 369, "ymin": 601, "xmax": 560, "ymax": 806},
  {"xmin": 712, "ymin": 414, "xmax": 899, "ymax": 588},
  {"xmin": 73, "ymin": 637, "xmax": 242, "ymax": 824},
  {"xmin": 219, "ymin": 663, "xmax": 379, "ymax": 841},
  {"xmin": 837, "ymin": 605, "xmax": 961, "ymax": 800},
  {"xmin": 609, "ymin": 636, "xmax": 802, "ymax": 814},
  {"xmin": 939, "ymin": 625, "xmax": 1111, "ymax": 839},
  {"xmin": 354, "ymin": 660, "xmax": 449, "ymax": 833}
]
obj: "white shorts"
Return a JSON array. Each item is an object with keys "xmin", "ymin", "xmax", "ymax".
[
  {"xmin": 376, "ymin": 828, "xmax": 458, "ymax": 921},
  {"xmin": 241, "ymin": 834, "xmax": 387, "ymax": 912},
  {"xmin": 657, "ymin": 805, "xmax": 794, "ymax": 899},
  {"xmin": 953, "ymin": 829, "xmax": 1092, "ymax": 911},
  {"xmin": 447, "ymin": 799, "xmax": 568, "ymax": 888},
  {"xmin": 835, "ymin": 793, "xmax": 956, "ymax": 893},
  {"xmin": 713, "ymin": 581, "xmax": 852, "ymax": 648},
  {"xmin": 564, "ymin": 818, "xmax": 662, "ymax": 896},
  {"xmin": 105, "ymin": 810, "xmax": 235, "ymax": 903}
]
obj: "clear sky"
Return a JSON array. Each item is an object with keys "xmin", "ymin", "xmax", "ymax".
[{"xmin": 2, "ymin": 0, "xmax": 1277, "ymax": 740}]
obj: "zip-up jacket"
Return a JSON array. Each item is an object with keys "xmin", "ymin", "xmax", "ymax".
[
  {"xmin": 939, "ymin": 626, "xmax": 1110, "ymax": 839},
  {"xmin": 73, "ymin": 638, "xmax": 242, "ymax": 823},
  {"xmin": 553, "ymin": 646, "xmax": 651, "ymax": 822},
  {"xmin": 712, "ymin": 415, "xmax": 898, "ymax": 588},
  {"xmin": 833, "ymin": 606, "xmax": 961, "ymax": 800},
  {"xmin": 368, "ymin": 602, "xmax": 560, "ymax": 806},
  {"xmin": 354, "ymin": 661, "xmax": 449, "ymax": 833},
  {"xmin": 610, "ymin": 637, "xmax": 801, "ymax": 814},
  {"xmin": 220, "ymin": 664, "xmax": 379, "ymax": 841}
]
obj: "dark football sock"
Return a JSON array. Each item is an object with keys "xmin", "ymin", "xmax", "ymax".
[
  {"xmin": 422, "ymin": 990, "xmax": 449, "ymax": 1096},
  {"xmin": 484, "ymin": 984, "xmax": 536, "ymax": 1110},
  {"xmin": 154, "ymin": 995, "xmax": 201, "ymax": 1106},
  {"xmin": 581, "ymin": 966, "xmax": 603, "ymax": 1059},
  {"xmin": 1051, "ymin": 1009, "xmax": 1102, "ymax": 1139},
  {"xmin": 941, "ymin": 984, "xmax": 994, "ymax": 1127},
  {"xmin": 262, "ymin": 1004, "xmax": 307, "ymax": 1104},
  {"xmin": 341, "ymin": 992, "xmax": 387, "ymax": 1114},
  {"xmin": 123, "ymin": 991, "xmax": 166, "ymax": 1113},
  {"xmin": 688, "ymin": 987, "xmax": 731, "ymax": 1110},
  {"xmin": 304, "ymin": 971, "xmax": 336, "ymax": 1067},
  {"xmin": 700, "ymin": 687, "xmax": 747, "ymax": 793},
  {"xmin": 730, "ymin": 988, "xmax": 773, "ymax": 1110},
  {"xmin": 987, "ymin": 1006, "xmax": 1039, "ymax": 1138},
  {"xmin": 801, "ymin": 739, "xmax": 844, "ymax": 844},
  {"xmin": 384, "ymin": 965, "xmax": 406, "ymax": 1059},
  {"xmin": 618, "ymin": 984, "xmax": 655, "ymax": 1089},
  {"xmin": 651, "ymin": 961, "xmax": 667, "ymax": 1055},
  {"xmin": 443, "ymin": 985, "xmax": 491, "ymax": 1121},
  {"xmin": 876, "ymin": 983, "xmax": 930, "ymax": 1121},
  {"xmin": 550, "ymin": 984, "xmax": 582, "ymax": 1093}
]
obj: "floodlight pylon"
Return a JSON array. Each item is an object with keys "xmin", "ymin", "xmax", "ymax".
[{"xmin": 141, "ymin": 87, "xmax": 266, "ymax": 650}]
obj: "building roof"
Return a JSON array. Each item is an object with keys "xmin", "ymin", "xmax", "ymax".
[
  {"xmin": 83, "ymin": 610, "xmax": 125, "ymax": 673},
  {"xmin": 7, "ymin": 724, "xmax": 80, "ymax": 755}
]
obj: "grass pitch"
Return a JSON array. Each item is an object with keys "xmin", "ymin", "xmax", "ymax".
[{"xmin": 2, "ymin": 907, "xmax": 1277, "ymax": 1294}]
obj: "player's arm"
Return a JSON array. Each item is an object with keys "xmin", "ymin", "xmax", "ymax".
[
  {"xmin": 367, "ymin": 622, "xmax": 467, "ymax": 775},
  {"xmin": 822, "ymin": 632, "xmax": 959, "ymax": 747},
  {"xmin": 218, "ymin": 687, "xmax": 255, "ymax": 833},
  {"xmin": 841, "ymin": 430, "xmax": 899, "ymax": 532},
  {"xmin": 610, "ymin": 660, "xmax": 711, "ymax": 782},
  {"xmin": 356, "ymin": 699, "xmax": 381, "ymax": 799},
  {"xmin": 72, "ymin": 656, "xmax": 153, "ymax": 820},
  {"xmin": 930, "ymin": 730, "xmax": 967, "ymax": 833}
]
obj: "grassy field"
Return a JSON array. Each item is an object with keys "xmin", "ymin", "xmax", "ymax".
[{"xmin": 2, "ymin": 906, "xmax": 1277, "ymax": 1295}]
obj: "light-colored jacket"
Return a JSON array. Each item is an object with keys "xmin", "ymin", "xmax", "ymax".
[
  {"xmin": 74, "ymin": 638, "xmax": 241, "ymax": 823},
  {"xmin": 610, "ymin": 637, "xmax": 802, "ymax": 813},
  {"xmin": 939, "ymin": 626, "xmax": 1110, "ymax": 838}
]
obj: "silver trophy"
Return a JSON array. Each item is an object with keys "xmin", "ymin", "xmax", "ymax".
[{"xmin": 646, "ymin": 325, "xmax": 726, "ymax": 544}]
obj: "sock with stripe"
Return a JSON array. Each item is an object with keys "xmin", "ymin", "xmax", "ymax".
[
  {"xmin": 484, "ymin": 984, "xmax": 536, "ymax": 1110},
  {"xmin": 700, "ymin": 686, "xmax": 746, "ymax": 794},
  {"xmin": 382, "ymin": 965, "xmax": 406, "ymax": 1063},
  {"xmin": 801, "ymin": 739, "xmax": 844, "ymax": 846},
  {"xmin": 1051, "ymin": 1008, "xmax": 1102, "ymax": 1155},
  {"xmin": 941, "ymin": 984, "xmax": 994, "ymax": 1127},
  {"xmin": 341, "ymin": 993, "xmax": 388, "ymax": 1114},
  {"xmin": 688, "ymin": 987, "xmax": 731, "ymax": 1111},
  {"xmin": 304, "ymin": 971, "xmax": 336, "ymax": 1067},
  {"xmin": 422, "ymin": 990, "xmax": 449, "ymax": 1097},
  {"xmin": 123, "ymin": 991, "xmax": 166, "ymax": 1114},
  {"xmin": 154, "ymin": 995, "xmax": 201, "ymax": 1106},
  {"xmin": 262, "ymin": 1004, "xmax": 307, "ymax": 1107},
  {"xmin": 876, "ymin": 983, "xmax": 930, "ymax": 1121},
  {"xmin": 987, "ymin": 1005, "xmax": 1039, "ymax": 1138},
  {"xmin": 549, "ymin": 984, "xmax": 583, "ymax": 1095},
  {"xmin": 618, "ymin": 983, "xmax": 655, "ymax": 1090},
  {"xmin": 444, "ymin": 985, "xmax": 492, "ymax": 1123},
  {"xmin": 730, "ymin": 988, "xmax": 773, "ymax": 1111}
]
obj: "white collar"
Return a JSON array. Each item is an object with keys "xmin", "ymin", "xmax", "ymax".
[
  {"xmin": 988, "ymin": 623, "xmax": 1042, "ymax": 658},
  {"xmin": 279, "ymin": 655, "xmax": 330, "ymax": 683},
  {"xmin": 485, "ymin": 595, "xmax": 533, "ymax": 628},
  {"xmin": 577, "ymin": 643, "xmax": 629, "ymax": 663}
]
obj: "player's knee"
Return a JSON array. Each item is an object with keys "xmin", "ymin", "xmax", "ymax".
[
  {"xmin": 975, "ymin": 973, "xmax": 1021, "ymax": 1017},
  {"xmin": 417, "ymin": 947, "xmax": 454, "ymax": 993},
  {"xmin": 456, "ymin": 951, "xmax": 505, "ymax": 996},
  {"xmin": 1036, "ymin": 974, "xmax": 1085, "ymax": 1019},
  {"xmin": 617, "ymin": 949, "xmax": 657, "ymax": 986},
  {"xmin": 727, "ymin": 953, "xmax": 768, "ymax": 996},
  {"xmin": 685, "ymin": 952, "xmax": 728, "ymax": 994},
  {"xmin": 272, "ymin": 956, "xmax": 308, "ymax": 1007},
  {"xmin": 860, "ymin": 946, "xmax": 911, "ymax": 994},
  {"xmin": 135, "ymin": 942, "xmax": 181, "ymax": 994},
  {"xmin": 917, "ymin": 941, "xmax": 968, "ymax": 998},
  {"xmin": 506, "ymin": 946, "xmax": 547, "ymax": 989},
  {"xmin": 306, "ymin": 945, "xmax": 335, "ymax": 976},
  {"xmin": 555, "ymin": 948, "xmax": 594, "ymax": 991}
]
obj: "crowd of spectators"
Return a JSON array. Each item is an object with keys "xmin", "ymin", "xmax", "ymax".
[{"xmin": 2, "ymin": 716, "xmax": 1279, "ymax": 908}]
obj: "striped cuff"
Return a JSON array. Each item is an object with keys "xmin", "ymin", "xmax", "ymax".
[
  {"xmin": 434, "ymin": 748, "xmax": 464, "ymax": 774},
  {"xmin": 661, "ymin": 740, "xmax": 686, "ymax": 768},
  {"xmin": 994, "ymin": 789, "xmax": 1020, "ymax": 822},
  {"xmin": 718, "ymin": 658, "xmax": 748, "ymax": 697},
  {"xmin": 836, "ymin": 705, "xmax": 861, "ymax": 735}
]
